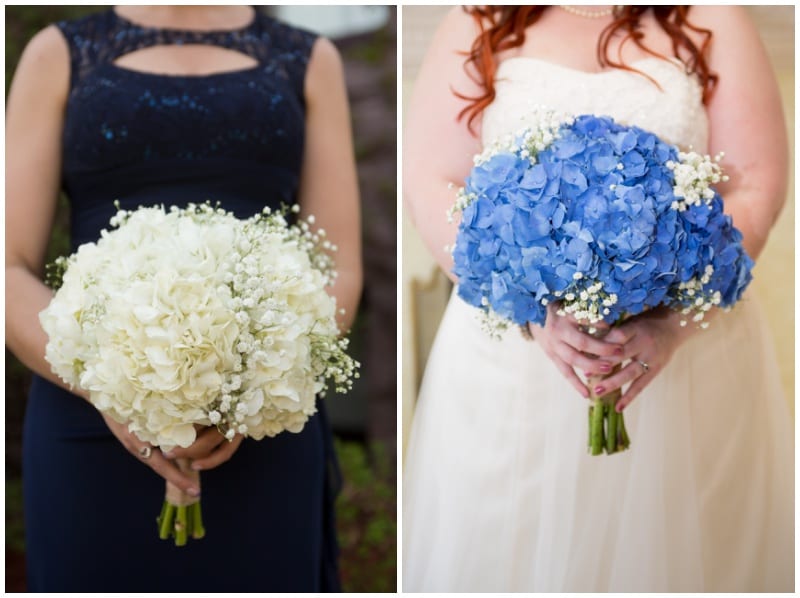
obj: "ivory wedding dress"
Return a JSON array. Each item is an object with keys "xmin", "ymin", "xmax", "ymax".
[{"xmin": 403, "ymin": 57, "xmax": 794, "ymax": 592}]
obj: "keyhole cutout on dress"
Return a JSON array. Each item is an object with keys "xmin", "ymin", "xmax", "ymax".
[{"xmin": 112, "ymin": 45, "xmax": 258, "ymax": 77}]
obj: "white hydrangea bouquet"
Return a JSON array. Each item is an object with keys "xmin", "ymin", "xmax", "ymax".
[{"xmin": 40, "ymin": 203, "xmax": 358, "ymax": 545}]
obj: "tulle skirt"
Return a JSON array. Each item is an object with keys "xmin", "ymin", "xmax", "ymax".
[{"xmin": 403, "ymin": 290, "xmax": 793, "ymax": 592}]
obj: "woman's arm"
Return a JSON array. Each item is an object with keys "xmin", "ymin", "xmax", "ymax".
[
  {"xmin": 696, "ymin": 5, "xmax": 788, "ymax": 260},
  {"xmin": 299, "ymin": 37, "xmax": 362, "ymax": 331},
  {"xmin": 403, "ymin": 7, "xmax": 485, "ymax": 280},
  {"xmin": 6, "ymin": 27, "xmax": 204, "ymax": 491},
  {"xmin": 6, "ymin": 25, "xmax": 69, "ymax": 387}
]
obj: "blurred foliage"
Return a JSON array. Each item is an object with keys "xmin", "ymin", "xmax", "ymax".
[
  {"xmin": 341, "ymin": 25, "xmax": 393, "ymax": 66},
  {"xmin": 336, "ymin": 440, "xmax": 397, "ymax": 593},
  {"xmin": 5, "ymin": 477, "xmax": 25, "ymax": 553}
]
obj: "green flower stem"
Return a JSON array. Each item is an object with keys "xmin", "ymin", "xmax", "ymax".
[
  {"xmin": 157, "ymin": 502, "xmax": 175, "ymax": 540},
  {"xmin": 190, "ymin": 501, "xmax": 206, "ymax": 539},
  {"xmin": 586, "ymin": 358, "xmax": 629, "ymax": 456},
  {"xmin": 174, "ymin": 505, "xmax": 188, "ymax": 546},
  {"xmin": 156, "ymin": 459, "xmax": 204, "ymax": 546},
  {"xmin": 619, "ymin": 412, "xmax": 630, "ymax": 449},
  {"xmin": 606, "ymin": 405, "xmax": 619, "ymax": 454},
  {"xmin": 580, "ymin": 321, "xmax": 636, "ymax": 455},
  {"xmin": 186, "ymin": 503, "xmax": 194, "ymax": 538},
  {"xmin": 590, "ymin": 397, "xmax": 605, "ymax": 455}
]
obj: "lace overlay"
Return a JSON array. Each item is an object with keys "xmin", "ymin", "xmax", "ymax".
[
  {"xmin": 56, "ymin": 9, "xmax": 315, "ymax": 178},
  {"xmin": 483, "ymin": 57, "xmax": 709, "ymax": 152},
  {"xmin": 52, "ymin": 9, "xmax": 318, "ymax": 249}
]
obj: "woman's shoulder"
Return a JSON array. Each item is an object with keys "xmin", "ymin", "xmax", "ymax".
[
  {"xmin": 431, "ymin": 7, "xmax": 480, "ymax": 52},
  {"xmin": 304, "ymin": 37, "xmax": 344, "ymax": 101},
  {"xmin": 9, "ymin": 23, "xmax": 71, "ymax": 110},
  {"xmin": 686, "ymin": 5, "xmax": 752, "ymax": 24},
  {"xmin": 684, "ymin": 6, "xmax": 770, "ymax": 75},
  {"xmin": 15, "ymin": 22, "xmax": 71, "ymax": 81},
  {"xmin": 685, "ymin": 6, "xmax": 759, "ymax": 42}
]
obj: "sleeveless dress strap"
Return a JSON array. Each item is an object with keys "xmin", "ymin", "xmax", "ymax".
[{"xmin": 54, "ymin": 10, "xmax": 116, "ymax": 90}]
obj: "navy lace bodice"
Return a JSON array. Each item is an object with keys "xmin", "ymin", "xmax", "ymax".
[{"xmin": 56, "ymin": 8, "xmax": 317, "ymax": 248}]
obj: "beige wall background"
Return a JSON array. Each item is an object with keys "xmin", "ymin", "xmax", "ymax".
[{"xmin": 401, "ymin": 6, "xmax": 795, "ymax": 454}]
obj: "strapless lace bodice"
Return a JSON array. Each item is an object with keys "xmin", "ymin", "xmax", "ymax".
[{"xmin": 482, "ymin": 57, "xmax": 708, "ymax": 152}]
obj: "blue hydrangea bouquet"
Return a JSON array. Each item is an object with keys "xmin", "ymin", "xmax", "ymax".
[{"xmin": 450, "ymin": 110, "xmax": 753, "ymax": 456}]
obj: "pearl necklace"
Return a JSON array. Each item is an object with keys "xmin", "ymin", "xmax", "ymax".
[{"xmin": 559, "ymin": 5, "xmax": 616, "ymax": 19}]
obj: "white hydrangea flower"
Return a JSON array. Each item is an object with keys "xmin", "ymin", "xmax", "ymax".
[{"xmin": 40, "ymin": 203, "xmax": 358, "ymax": 450}]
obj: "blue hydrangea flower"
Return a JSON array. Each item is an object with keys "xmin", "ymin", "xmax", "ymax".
[{"xmin": 452, "ymin": 114, "xmax": 753, "ymax": 328}]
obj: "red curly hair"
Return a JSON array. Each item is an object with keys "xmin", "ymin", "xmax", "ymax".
[{"xmin": 457, "ymin": 6, "xmax": 717, "ymax": 132}]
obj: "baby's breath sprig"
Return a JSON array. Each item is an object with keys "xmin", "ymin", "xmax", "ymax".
[
  {"xmin": 249, "ymin": 205, "xmax": 337, "ymax": 284},
  {"xmin": 518, "ymin": 109, "xmax": 571, "ymax": 161},
  {"xmin": 667, "ymin": 150, "xmax": 728, "ymax": 211},
  {"xmin": 670, "ymin": 265, "xmax": 722, "ymax": 329},
  {"xmin": 554, "ymin": 273, "xmax": 618, "ymax": 333},
  {"xmin": 476, "ymin": 302, "xmax": 511, "ymax": 339},
  {"xmin": 108, "ymin": 200, "xmax": 132, "ymax": 228},
  {"xmin": 310, "ymin": 332, "xmax": 361, "ymax": 396},
  {"xmin": 45, "ymin": 256, "xmax": 70, "ymax": 290},
  {"xmin": 447, "ymin": 185, "xmax": 477, "ymax": 222}
]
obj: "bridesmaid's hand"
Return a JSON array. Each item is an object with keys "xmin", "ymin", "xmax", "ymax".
[
  {"xmin": 527, "ymin": 303, "xmax": 625, "ymax": 398},
  {"xmin": 101, "ymin": 412, "xmax": 201, "ymax": 497},
  {"xmin": 588, "ymin": 307, "xmax": 698, "ymax": 411},
  {"xmin": 161, "ymin": 427, "xmax": 244, "ymax": 472}
]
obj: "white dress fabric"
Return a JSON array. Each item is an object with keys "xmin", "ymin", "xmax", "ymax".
[{"xmin": 402, "ymin": 57, "xmax": 794, "ymax": 592}]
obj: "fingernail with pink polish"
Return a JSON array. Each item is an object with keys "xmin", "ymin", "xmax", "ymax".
[
  {"xmin": 188, "ymin": 487, "xmax": 201, "ymax": 497},
  {"xmin": 594, "ymin": 385, "xmax": 605, "ymax": 395}
]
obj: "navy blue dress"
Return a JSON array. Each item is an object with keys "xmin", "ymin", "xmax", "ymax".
[{"xmin": 22, "ymin": 8, "xmax": 341, "ymax": 592}]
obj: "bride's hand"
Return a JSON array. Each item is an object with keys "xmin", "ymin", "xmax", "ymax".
[
  {"xmin": 527, "ymin": 303, "xmax": 625, "ymax": 397},
  {"xmin": 589, "ymin": 307, "xmax": 698, "ymax": 411},
  {"xmin": 101, "ymin": 412, "xmax": 201, "ymax": 497},
  {"xmin": 161, "ymin": 427, "xmax": 244, "ymax": 472}
]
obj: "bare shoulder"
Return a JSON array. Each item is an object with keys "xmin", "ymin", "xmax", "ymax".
[
  {"xmin": 11, "ymin": 24, "xmax": 70, "ymax": 100},
  {"xmin": 308, "ymin": 36, "xmax": 342, "ymax": 72},
  {"xmin": 415, "ymin": 6, "xmax": 482, "ymax": 92},
  {"xmin": 17, "ymin": 24, "xmax": 69, "ymax": 73},
  {"xmin": 305, "ymin": 36, "xmax": 344, "ymax": 99},
  {"xmin": 686, "ymin": 6, "xmax": 761, "ymax": 45},
  {"xmin": 428, "ymin": 6, "xmax": 479, "ymax": 57}
]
